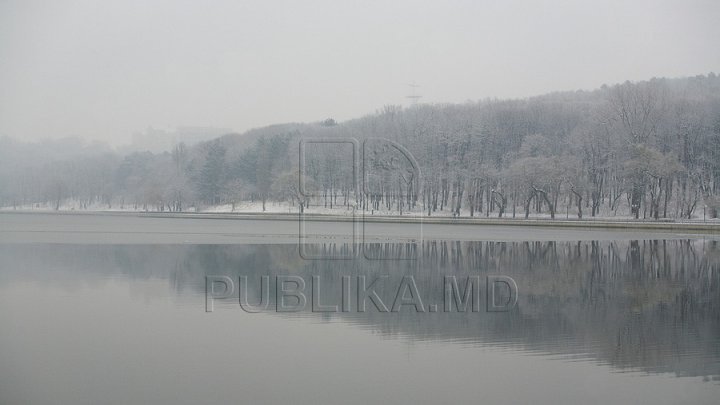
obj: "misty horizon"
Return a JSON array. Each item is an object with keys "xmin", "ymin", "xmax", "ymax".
[
  {"xmin": 1, "ymin": 71, "xmax": 717, "ymax": 151},
  {"xmin": 2, "ymin": 0, "xmax": 719, "ymax": 145}
]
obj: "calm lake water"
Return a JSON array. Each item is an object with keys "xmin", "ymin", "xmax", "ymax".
[{"xmin": 1, "ymin": 214, "xmax": 719, "ymax": 404}]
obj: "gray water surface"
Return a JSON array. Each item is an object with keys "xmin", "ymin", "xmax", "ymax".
[{"xmin": 0, "ymin": 214, "xmax": 719, "ymax": 404}]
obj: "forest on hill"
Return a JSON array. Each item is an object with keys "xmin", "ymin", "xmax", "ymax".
[{"xmin": 2, "ymin": 73, "xmax": 720, "ymax": 220}]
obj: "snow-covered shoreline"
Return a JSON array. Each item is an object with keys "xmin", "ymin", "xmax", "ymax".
[
  {"xmin": 2, "ymin": 206, "xmax": 719, "ymax": 236},
  {"xmin": 2, "ymin": 199, "xmax": 718, "ymax": 224}
]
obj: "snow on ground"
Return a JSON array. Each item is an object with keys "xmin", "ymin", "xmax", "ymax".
[{"xmin": 2, "ymin": 199, "xmax": 718, "ymax": 222}]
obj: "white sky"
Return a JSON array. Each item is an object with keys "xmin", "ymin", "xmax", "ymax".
[{"xmin": 1, "ymin": 0, "xmax": 719, "ymax": 145}]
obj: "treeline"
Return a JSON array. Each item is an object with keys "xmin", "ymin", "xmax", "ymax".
[{"xmin": 1, "ymin": 74, "xmax": 719, "ymax": 219}]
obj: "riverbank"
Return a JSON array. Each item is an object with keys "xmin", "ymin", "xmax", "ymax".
[{"xmin": 2, "ymin": 209, "xmax": 719, "ymax": 234}]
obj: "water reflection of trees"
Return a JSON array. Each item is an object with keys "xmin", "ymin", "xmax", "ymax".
[
  {"xmin": 2, "ymin": 239, "xmax": 718, "ymax": 378},
  {"xmin": 302, "ymin": 240, "xmax": 720, "ymax": 378}
]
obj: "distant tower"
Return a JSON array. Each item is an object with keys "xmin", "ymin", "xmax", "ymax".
[{"xmin": 406, "ymin": 82, "xmax": 422, "ymax": 105}]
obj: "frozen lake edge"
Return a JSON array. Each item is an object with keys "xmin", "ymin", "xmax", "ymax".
[{"xmin": 1, "ymin": 211, "xmax": 718, "ymax": 244}]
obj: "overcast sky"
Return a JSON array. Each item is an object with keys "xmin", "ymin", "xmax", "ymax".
[{"xmin": 1, "ymin": 0, "xmax": 719, "ymax": 145}]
